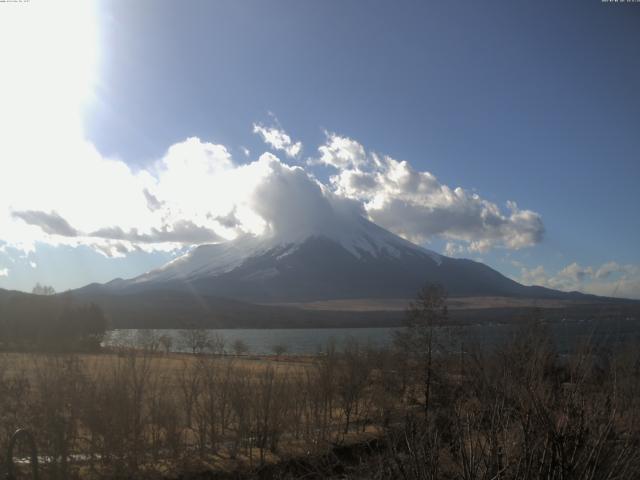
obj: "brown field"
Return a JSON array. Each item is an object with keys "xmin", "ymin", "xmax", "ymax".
[
  {"xmin": 3, "ymin": 318, "xmax": 640, "ymax": 479},
  {"xmin": 268, "ymin": 295, "xmax": 593, "ymax": 312},
  {"xmin": 1, "ymin": 350, "xmax": 314, "ymax": 381}
]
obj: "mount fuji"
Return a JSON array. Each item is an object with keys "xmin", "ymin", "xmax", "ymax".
[
  {"xmin": 69, "ymin": 183, "xmax": 627, "ymax": 328},
  {"xmin": 76, "ymin": 212, "xmax": 594, "ymax": 308}
]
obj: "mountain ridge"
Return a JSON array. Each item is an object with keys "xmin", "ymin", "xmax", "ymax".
[{"xmin": 76, "ymin": 217, "xmax": 614, "ymax": 304}]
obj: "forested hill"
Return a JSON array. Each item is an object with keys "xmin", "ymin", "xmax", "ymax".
[{"xmin": 0, "ymin": 288, "xmax": 107, "ymax": 350}]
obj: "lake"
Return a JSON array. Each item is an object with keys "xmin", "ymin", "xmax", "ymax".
[{"xmin": 103, "ymin": 318, "xmax": 640, "ymax": 355}]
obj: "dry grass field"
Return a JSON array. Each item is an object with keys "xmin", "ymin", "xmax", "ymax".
[
  {"xmin": 1, "ymin": 351, "xmax": 314, "ymax": 382},
  {"xmin": 269, "ymin": 296, "xmax": 594, "ymax": 312},
  {"xmin": 2, "ymin": 317, "xmax": 640, "ymax": 479}
]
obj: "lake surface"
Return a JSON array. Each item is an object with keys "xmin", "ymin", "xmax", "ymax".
[
  {"xmin": 105, "ymin": 327, "xmax": 402, "ymax": 355},
  {"xmin": 103, "ymin": 318, "xmax": 640, "ymax": 355}
]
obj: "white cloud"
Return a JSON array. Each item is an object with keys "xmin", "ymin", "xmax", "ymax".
[
  {"xmin": 0, "ymin": 134, "xmax": 343, "ymax": 257},
  {"xmin": 520, "ymin": 265, "xmax": 549, "ymax": 286},
  {"xmin": 557, "ymin": 262, "xmax": 593, "ymax": 282},
  {"xmin": 315, "ymin": 132, "xmax": 367, "ymax": 169},
  {"xmin": 0, "ymin": 135, "xmax": 249, "ymax": 255},
  {"xmin": 324, "ymin": 134, "xmax": 544, "ymax": 252},
  {"xmin": 247, "ymin": 153, "xmax": 362, "ymax": 240},
  {"xmin": 0, "ymin": 124, "xmax": 548, "ymax": 262},
  {"xmin": 444, "ymin": 242, "xmax": 465, "ymax": 257},
  {"xmin": 595, "ymin": 261, "xmax": 623, "ymax": 279},
  {"xmin": 518, "ymin": 262, "xmax": 640, "ymax": 300},
  {"xmin": 0, "ymin": 268, "xmax": 8, "ymax": 278},
  {"xmin": 252, "ymin": 123, "xmax": 302, "ymax": 158}
]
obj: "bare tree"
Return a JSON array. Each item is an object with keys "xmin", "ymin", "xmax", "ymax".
[
  {"xmin": 271, "ymin": 343, "xmax": 288, "ymax": 358},
  {"xmin": 178, "ymin": 360, "xmax": 200, "ymax": 437},
  {"xmin": 209, "ymin": 332, "xmax": 226, "ymax": 355},
  {"xmin": 229, "ymin": 367, "xmax": 254, "ymax": 459},
  {"xmin": 336, "ymin": 338, "xmax": 371, "ymax": 433},
  {"xmin": 179, "ymin": 328, "xmax": 211, "ymax": 355},
  {"xmin": 136, "ymin": 329, "xmax": 160, "ymax": 353},
  {"xmin": 158, "ymin": 334, "xmax": 173, "ymax": 354},
  {"xmin": 252, "ymin": 366, "xmax": 289, "ymax": 463},
  {"xmin": 394, "ymin": 283, "xmax": 448, "ymax": 421},
  {"xmin": 232, "ymin": 338, "xmax": 249, "ymax": 356}
]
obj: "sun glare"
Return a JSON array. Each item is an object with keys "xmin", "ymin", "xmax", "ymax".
[
  {"xmin": 0, "ymin": 0, "xmax": 100, "ymax": 250},
  {"xmin": 0, "ymin": 0, "xmax": 98, "ymax": 140}
]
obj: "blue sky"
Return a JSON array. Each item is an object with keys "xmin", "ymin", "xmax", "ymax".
[{"xmin": 0, "ymin": 0, "xmax": 639, "ymax": 298}]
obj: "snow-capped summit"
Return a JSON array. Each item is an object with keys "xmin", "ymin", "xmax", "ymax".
[{"xmin": 132, "ymin": 215, "xmax": 442, "ymax": 286}]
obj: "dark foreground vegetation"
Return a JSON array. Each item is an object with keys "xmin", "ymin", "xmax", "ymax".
[{"xmin": 1, "ymin": 285, "xmax": 640, "ymax": 479}]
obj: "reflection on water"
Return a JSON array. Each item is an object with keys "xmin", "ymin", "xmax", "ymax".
[{"xmin": 103, "ymin": 318, "xmax": 640, "ymax": 356}]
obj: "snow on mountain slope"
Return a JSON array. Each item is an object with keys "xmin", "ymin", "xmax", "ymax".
[
  {"xmin": 81, "ymin": 212, "xmax": 608, "ymax": 304},
  {"xmin": 132, "ymin": 215, "xmax": 442, "ymax": 285}
]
